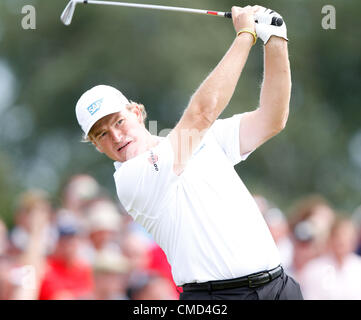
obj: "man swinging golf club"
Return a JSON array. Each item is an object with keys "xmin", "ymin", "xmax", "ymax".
[{"xmin": 75, "ymin": 5, "xmax": 303, "ymax": 299}]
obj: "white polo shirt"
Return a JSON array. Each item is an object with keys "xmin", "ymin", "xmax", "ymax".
[{"xmin": 114, "ymin": 114, "xmax": 280, "ymax": 286}]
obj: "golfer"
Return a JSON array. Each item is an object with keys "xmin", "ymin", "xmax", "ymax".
[{"xmin": 75, "ymin": 5, "xmax": 303, "ymax": 299}]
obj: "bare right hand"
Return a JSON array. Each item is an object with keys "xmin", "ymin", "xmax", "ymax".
[{"xmin": 231, "ymin": 5, "xmax": 257, "ymax": 33}]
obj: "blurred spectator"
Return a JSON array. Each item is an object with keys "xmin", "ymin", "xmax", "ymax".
[
  {"xmin": 0, "ymin": 256, "xmax": 14, "ymax": 300},
  {"xmin": 8, "ymin": 189, "xmax": 57, "ymax": 256},
  {"xmin": 264, "ymin": 208, "xmax": 294, "ymax": 272},
  {"xmin": 253, "ymin": 194, "xmax": 270, "ymax": 216},
  {"xmin": 57, "ymin": 174, "xmax": 102, "ymax": 234},
  {"xmin": 287, "ymin": 195, "xmax": 336, "ymax": 279},
  {"xmin": 91, "ymin": 249, "xmax": 130, "ymax": 300},
  {"xmin": 121, "ymin": 230, "xmax": 179, "ymax": 298},
  {"xmin": 254, "ymin": 194, "xmax": 293, "ymax": 272},
  {"xmin": 299, "ymin": 217, "xmax": 361, "ymax": 299},
  {"xmin": 0, "ymin": 219, "xmax": 13, "ymax": 299},
  {"xmin": 11, "ymin": 201, "xmax": 51, "ymax": 300},
  {"xmin": 147, "ymin": 243, "xmax": 181, "ymax": 298},
  {"xmin": 56, "ymin": 175, "xmax": 107, "ymax": 266},
  {"xmin": 289, "ymin": 195, "xmax": 335, "ymax": 251},
  {"xmin": 147, "ymin": 244, "xmax": 172, "ymax": 278},
  {"xmin": 121, "ymin": 230, "xmax": 152, "ymax": 272},
  {"xmin": 38, "ymin": 217, "xmax": 94, "ymax": 300},
  {"xmin": 289, "ymin": 220, "xmax": 319, "ymax": 280},
  {"xmin": 351, "ymin": 204, "xmax": 361, "ymax": 256},
  {"xmin": 0, "ymin": 219, "xmax": 8, "ymax": 255},
  {"xmin": 61, "ymin": 174, "xmax": 101, "ymax": 218},
  {"xmin": 126, "ymin": 271, "xmax": 179, "ymax": 300},
  {"xmin": 0, "ymin": 191, "xmax": 53, "ymax": 300},
  {"xmin": 84, "ymin": 198, "xmax": 124, "ymax": 257}
]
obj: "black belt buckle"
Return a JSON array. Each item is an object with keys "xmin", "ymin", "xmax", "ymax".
[{"xmin": 247, "ymin": 271, "xmax": 270, "ymax": 288}]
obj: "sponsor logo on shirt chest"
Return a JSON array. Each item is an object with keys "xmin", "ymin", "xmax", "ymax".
[{"xmin": 148, "ymin": 150, "xmax": 159, "ymax": 172}]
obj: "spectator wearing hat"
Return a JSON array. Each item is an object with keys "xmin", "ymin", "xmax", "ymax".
[
  {"xmin": 56, "ymin": 175, "xmax": 102, "ymax": 242},
  {"xmin": 91, "ymin": 249, "xmax": 130, "ymax": 300},
  {"xmin": 60, "ymin": 174, "xmax": 101, "ymax": 218},
  {"xmin": 84, "ymin": 198, "xmax": 124, "ymax": 259}
]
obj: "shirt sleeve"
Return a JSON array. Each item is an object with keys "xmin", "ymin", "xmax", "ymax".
[
  {"xmin": 113, "ymin": 138, "xmax": 177, "ymax": 221},
  {"xmin": 210, "ymin": 113, "xmax": 253, "ymax": 166}
]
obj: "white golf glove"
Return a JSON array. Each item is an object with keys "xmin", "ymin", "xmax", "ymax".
[{"xmin": 255, "ymin": 8, "xmax": 288, "ymax": 45}]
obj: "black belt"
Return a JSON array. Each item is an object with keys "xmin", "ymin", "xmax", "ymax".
[{"xmin": 182, "ymin": 265, "xmax": 283, "ymax": 292}]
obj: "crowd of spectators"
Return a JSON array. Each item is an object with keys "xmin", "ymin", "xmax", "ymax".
[
  {"xmin": 1, "ymin": 174, "xmax": 361, "ymax": 300},
  {"xmin": 0, "ymin": 174, "xmax": 179, "ymax": 300},
  {"xmin": 255, "ymin": 194, "xmax": 361, "ymax": 299}
]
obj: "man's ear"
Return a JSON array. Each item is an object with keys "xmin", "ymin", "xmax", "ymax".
[{"xmin": 130, "ymin": 104, "xmax": 143, "ymax": 124}]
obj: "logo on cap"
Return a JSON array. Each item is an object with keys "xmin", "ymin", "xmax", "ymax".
[{"xmin": 87, "ymin": 98, "xmax": 103, "ymax": 116}]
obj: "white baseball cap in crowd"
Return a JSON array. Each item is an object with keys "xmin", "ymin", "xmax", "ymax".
[
  {"xmin": 85, "ymin": 200, "xmax": 123, "ymax": 233},
  {"xmin": 75, "ymin": 85, "xmax": 130, "ymax": 137}
]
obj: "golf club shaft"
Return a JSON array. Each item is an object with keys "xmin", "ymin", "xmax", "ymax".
[
  {"xmin": 80, "ymin": 0, "xmax": 231, "ymax": 18},
  {"xmin": 62, "ymin": 0, "xmax": 283, "ymax": 26}
]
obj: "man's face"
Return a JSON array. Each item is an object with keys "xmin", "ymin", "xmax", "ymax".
[{"xmin": 90, "ymin": 107, "xmax": 146, "ymax": 162}]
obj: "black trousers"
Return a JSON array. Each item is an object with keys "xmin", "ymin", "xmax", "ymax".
[{"xmin": 180, "ymin": 271, "xmax": 304, "ymax": 300}]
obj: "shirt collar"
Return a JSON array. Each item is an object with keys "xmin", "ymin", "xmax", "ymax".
[
  {"xmin": 113, "ymin": 136, "xmax": 164, "ymax": 170},
  {"xmin": 114, "ymin": 161, "xmax": 123, "ymax": 170}
]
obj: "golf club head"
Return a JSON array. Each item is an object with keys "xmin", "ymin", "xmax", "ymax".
[{"xmin": 61, "ymin": 0, "xmax": 78, "ymax": 26}]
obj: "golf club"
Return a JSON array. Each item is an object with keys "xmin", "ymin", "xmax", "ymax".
[{"xmin": 61, "ymin": 0, "xmax": 283, "ymax": 27}]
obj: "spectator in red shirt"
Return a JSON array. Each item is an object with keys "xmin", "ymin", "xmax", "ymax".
[
  {"xmin": 147, "ymin": 243, "xmax": 181, "ymax": 296},
  {"xmin": 121, "ymin": 230, "xmax": 180, "ymax": 298},
  {"xmin": 38, "ymin": 218, "xmax": 94, "ymax": 300}
]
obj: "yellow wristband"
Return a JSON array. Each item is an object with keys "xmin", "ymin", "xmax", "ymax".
[{"xmin": 237, "ymin": 28, "xmax": 257, "ymax": 45}]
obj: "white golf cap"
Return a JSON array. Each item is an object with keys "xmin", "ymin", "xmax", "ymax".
[{"xmin": 75, "ymin": 85, "xmax": 130, "ymax": 137}]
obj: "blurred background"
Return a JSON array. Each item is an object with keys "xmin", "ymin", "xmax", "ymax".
[{"xmin": 0, "ymin": 0, "xmax": 360, "ymax": 300}]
